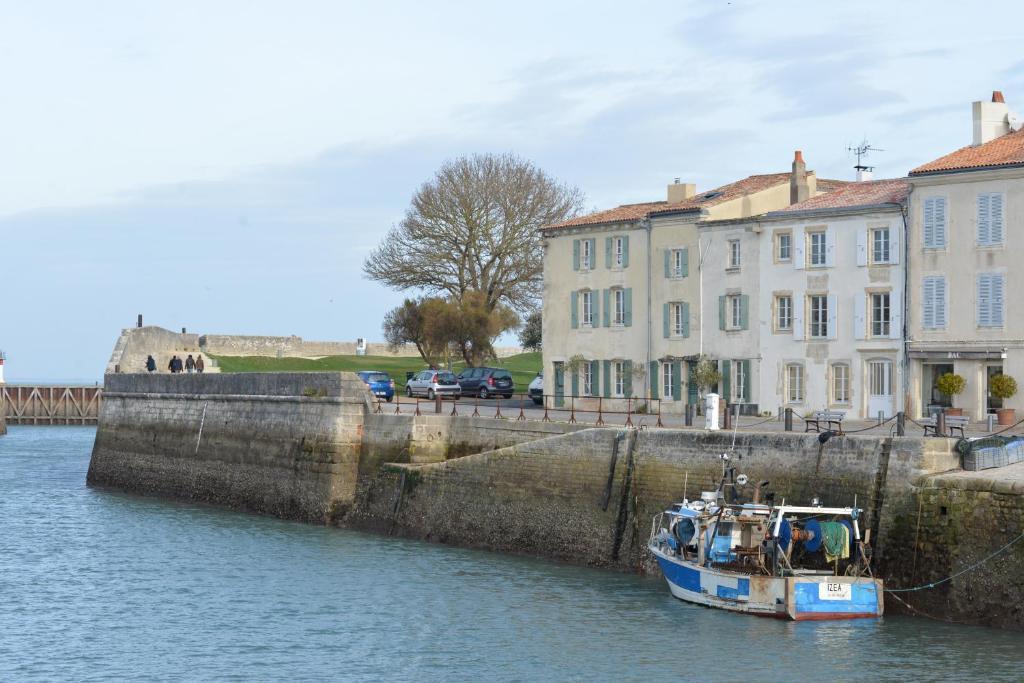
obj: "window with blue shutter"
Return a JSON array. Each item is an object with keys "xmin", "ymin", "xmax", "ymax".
[
  {"xmin": 570, "ymin": 290, "xmax": 578, "ymax": 329},
  {"xmin": 978, "ymin": 193, "xmax": 1005, "ymax": 246},
  {"xmin": 572, "ymin": 240, "xmax": 580, "ymax": 270},
  {"xmin": 977, "ymin": 273, "xmax": 1005, "ymax": 327}
]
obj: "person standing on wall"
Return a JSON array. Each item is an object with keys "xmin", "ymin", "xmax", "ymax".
[
  {"xmin": 146, "ymin": 355, "xmax": 156, "ymax": 373},
  {"xmin": 168, "ymin": 356, "xmax": 176, "ymax": 373},
  {"xmin": 185, "ymin": 354, "xmax": 196, "ymax": 374},
  {"xmin": 195, "ymin": 355, "xmax": 205, "ymax": 373}
]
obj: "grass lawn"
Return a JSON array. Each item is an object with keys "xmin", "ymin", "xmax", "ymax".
[{"xmin": 211, "ymin": 352, "xmax": 542, "ymax": 391}]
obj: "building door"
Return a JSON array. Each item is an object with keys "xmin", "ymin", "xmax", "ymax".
[
  {"xmin": 922, "ymin": 363, "xmax": 954, "ymax": 416},
  {"xmin": 867, "ymin": 360, "xmax": 894, "ymax": 418},
  {"xmin": 553, "ymin": 362, "xmax": 565, "ymax": 408}
]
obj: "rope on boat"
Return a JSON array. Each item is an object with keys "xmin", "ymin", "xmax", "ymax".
[{"xmin": 885, "ymin": 530, "xmax": 1024, "ymax": 593}]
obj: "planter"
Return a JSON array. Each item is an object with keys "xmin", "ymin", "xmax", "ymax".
[
  {"xmin": 944, "ymin": 407, "xmax": 963, "ymax": 417},
  {"xmin": 997, "ymin": 408, "xmax": 1016, "ymax": 426}
]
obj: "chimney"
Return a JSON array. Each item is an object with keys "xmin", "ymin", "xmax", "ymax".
[
  {"xmin": 667, "ymin": 179, "xmax": 697, "ymax": 203},
  {"xmin": 972, "ymin": 90, "xmax": 1010, "ymax": 145},
  {"xmin": 856, "ymin": 168, "xmax": 873, "ymax": 182},
  {"xmin": 790, "ymin": 150, "xmax": 809, "ymax": 205}
]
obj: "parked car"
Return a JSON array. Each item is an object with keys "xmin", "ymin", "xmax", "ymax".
[
  {"xmin": 357, "ymin": 370, "xmax": 395, "ymax": 402},
  {"xmin": 528, "ymin": 372, "xmax": 543, "ymax": 405},
  {"xmin": 405, "ymin": 369, "xmax": 461, "ymax": 400},
  {"xmin": 457, "ymin": 367, "xmax": 515, "ymax": 399}
]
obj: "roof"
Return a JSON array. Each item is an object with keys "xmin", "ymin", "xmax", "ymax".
[
  {"xmin": 910, "ymin": 129, "xmax": 1024, "ymax": 176},
  {"xmin": 771, "ymin": 178, "xmax": 909, "ymax": 214},
  {"xmin": 543, "ymin": 173, "xmax": 849, "ymax": 231}
]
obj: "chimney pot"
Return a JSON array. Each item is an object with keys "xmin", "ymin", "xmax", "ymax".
[
  {"xmin": 993, "ymin": 90, "xmax": 1006, "ymax": 103},
  {"xmin": 794, "ymin": 150, "xmax": 804, "ymax": 163}
]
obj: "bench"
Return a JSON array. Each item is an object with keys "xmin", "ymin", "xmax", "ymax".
[
  {"xmin": 920, "ymin": 415, "xmax": 968, "ymax": 438},
  {"xmin": 805, "ymin": 410, "xmax": 845, "ymax": 435}
]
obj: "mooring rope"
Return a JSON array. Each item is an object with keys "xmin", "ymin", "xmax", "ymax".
[{"xmin": 885, "ymin": 530, "xmax": 1024, "ymax": 593}]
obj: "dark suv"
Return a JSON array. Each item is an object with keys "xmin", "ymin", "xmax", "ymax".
[{"xmin": 457, "ymin": 367, "xmax": 515, "ymax": 399}]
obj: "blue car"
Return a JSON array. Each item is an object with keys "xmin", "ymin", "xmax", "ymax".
[{"xmin": 357, "ymin": 370, "xmax": 395, "ymax": 402}]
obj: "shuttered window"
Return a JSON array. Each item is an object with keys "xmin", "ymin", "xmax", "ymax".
[
  {"xmin": 613, "ymin": 361, "xmax": 626, "ymax": 397},
  {"xmin": 662, "ymin": 362, "xmax": 674, "ymax": 401},
  {"xmin": 581, "ymin": 290, "xmax": 593, "ymax": 326},
  {"xmin": 776, "ymin": 295, "xmax": 792, "ymax": 331},
  {"xmin": 977, "ymin": 273, "xmax": 1005, "ymax": 327},
  {"xmin": 809, "ymin": 295, "xmax": 828, "ymax": 338},
  {"xmin": 809, "ymin": 232, "xmax": 827, "ymax": 266},
  {"xmin": 977, "ymin": 193, "xmax": 1005, "ymax": 246},
  {"xmin": 923, "ymin": 197, "xmax": 947, "ymax": 248},
  {"xmin": 871, "ymin": 292, "xmax": 891, "ymax": 337},
  {"xmin": 581, "ymin": 239, "xmax": 593, "ymax": 269},
  {"xmin": 583, "ymin": 362, "xmax": 594, "ymax": 396},
  {"xmin": 922, "ymin": 276, "xmax": 947, "ymax": 329},
  {"xmin": 871, "ymin": 227, "xmax": 890, "ymax": 264}
]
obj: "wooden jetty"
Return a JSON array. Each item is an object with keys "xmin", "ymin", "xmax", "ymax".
[{"xmin": 1, "ymin": 385, "xmax": 103, "ymax": 425}]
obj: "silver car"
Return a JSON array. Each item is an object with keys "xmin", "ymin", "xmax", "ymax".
[{"xmin": 405, "ymin": 370, "xmax": 462, "ymax": 400}]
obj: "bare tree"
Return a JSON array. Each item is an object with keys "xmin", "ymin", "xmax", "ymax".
[{"xmin": 364, "ymin": 153, "xmax": 584, "ymax": 311}]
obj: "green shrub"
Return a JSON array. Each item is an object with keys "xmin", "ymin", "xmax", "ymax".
[
  {"xmin": 990, "ymin": 374, "xmax": 1018, "ymax": 401},
  {"xmin": 935, "ymin": 373, "xmax": 966, "ymax": 398}
]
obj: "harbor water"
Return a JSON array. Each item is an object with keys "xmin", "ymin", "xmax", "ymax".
[{"xmin": 1, "ymin": 427, "xmax": 1022, "ymax": 681}]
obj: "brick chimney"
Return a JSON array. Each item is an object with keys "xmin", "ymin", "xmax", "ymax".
[
  {"xmin": 667, "ymin": 178, "xmax": 696, "ymax": 203},
  {"xmin": 973, "ymin": 90, "xmax": 1010, "ymax": 146},
  {"xmin": 790, "ymin": 150, "xmax": 809, "ymax": 205}
]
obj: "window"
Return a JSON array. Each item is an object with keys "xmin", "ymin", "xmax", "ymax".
[
  {"xmin": 583, "ymin": 362, "xmax": 594, "ymax": 396},
  {"xmin": 922, "ymin": 276, "xmax": 947, "ymax": 330},
  {"xmin": 809, "ymin": 231, "xmax": 827, "ymax": 266},
  {"xmin": 672, "ymin": 249, "xmax": 686, "ymax": 277},
  {"xmin": 977, "ymin": 273, "xmax": 1005, "ymax": 327},
  {"xmin": 614, "ymin": 237, "xmax": 625, "ymax": 267},
  {"xmin": 871, "ymin": 227, "xmax": 891, "ymax": 264},
  {"xmin": 786, "ymin": 364, "xmax": 804, "ymax": 403},
  {"xmin": 977, "ymin": 193, "xmax": 1005, "ymax": 246},
  {"xmin": 614, "ymin": 289, "xmax": 625, "ymax": 325},
  {"xmin": 671, "ymin": 303, "xmax": 685, "ymax": 336},
  {"xmin": 732, "ymin": 361, "xmax": 746, "ymax": 402},
  {"xmin": 776, "ymin": 232, "xmax": 792, "ymax": 262},
  {"xmin": 614, "ymin": 361, "xmax": 625, "ymax": 397},
  {"xmin": 832, "ymin": 364, "xmax": 850, "ymax": 403},
  {"xmin": 923, "ymin": 197, "xmax": 947, "ymax": 248},
  {"xmin": 730, "ymin": 296, "xmax": 742, "ymax": 329},
  {"xmin": 809, "ymin": 295, "xmax": 828, "ymax": 338},
  {"xmin": 776, "ymin": 295, "xmax": 792, "ymax": 331},
  {"xmin": 662, "ymin": 362, "xmax": 674, "ymax": 400},
  {"xmin": 871, "ymin": 292, "xmax": 891, "ymax": 337},
  {"xmin": 581, "ymin": 290, "xmax": 593, "ymax": 326},
  {"xmin": 728, "ymin": 240, "xmax": 741, "ymax": 269},
  {"xmin": 581, "ymin": 239, "xmax": 592, "ymax": 269}
]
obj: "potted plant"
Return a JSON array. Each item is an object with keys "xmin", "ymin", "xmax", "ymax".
[
  {"xmin": 935, "ymin": 372, "xmax": 966, "ymax": 416},
  {"xmin": 990, "ymin": 374, "xmax": 1018, "ymax": 425}
]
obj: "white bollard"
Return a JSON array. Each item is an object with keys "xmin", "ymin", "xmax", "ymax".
[{"xmin": 705, "ymin": 393, "xmax": 720, "ymax": 431}]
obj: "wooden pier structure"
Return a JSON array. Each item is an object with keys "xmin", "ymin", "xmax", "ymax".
[{"xmin": 1, "ymin": 385, "xmax": 103, "ymax": 425}]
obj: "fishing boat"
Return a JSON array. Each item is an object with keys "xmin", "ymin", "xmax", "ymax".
[{"xmin": 648, "ymin": 463, "xmax": 883, "ymax": 620}]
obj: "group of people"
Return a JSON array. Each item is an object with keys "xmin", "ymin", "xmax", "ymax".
[{"xmin": 145, "ymin": 354, "xmax": 205, "ymax": 374}]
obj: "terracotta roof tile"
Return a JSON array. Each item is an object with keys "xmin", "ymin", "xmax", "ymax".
[
  {"xmin": 544, "ymin": 173, "xmax": 849, "ymax": 231},
  {"xmin": 910, "ymin": 129, "xmax": 1024, "ymax": 175},
  {"xmin": 772, "ymin": 178, "xmax": 909, "ymax": 213}
]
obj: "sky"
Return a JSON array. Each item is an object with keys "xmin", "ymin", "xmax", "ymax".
[{"xmin": 2, "ymin": 0, "xmax": 1023, "ymax": 382}]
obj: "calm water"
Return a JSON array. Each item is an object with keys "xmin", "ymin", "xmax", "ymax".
[{"xmin": 1, "ymin": 427, "xmax": 1022, "ymax": 681}]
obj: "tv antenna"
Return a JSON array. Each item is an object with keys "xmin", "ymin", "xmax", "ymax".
[{"xmin": 847, "ymin": 139, "xmax": 884, "ymax": 173}]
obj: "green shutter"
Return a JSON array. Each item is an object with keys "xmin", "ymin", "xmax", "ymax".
[
  {"xmin": 588, "ymin": 239, "xmax": 596, "ymax": 269},
  {"xmin": 672, "ymin": 361, "xmax": 682, "ymax": 401},
  {"xmin": 571, "ymin": 366, "xmax": 579, "ymax": 398},
  {"xmin": 664, "ymin": 249, "xmax": 671, "ymax": 278},
  {"xmin": 663, "ymin": 303, "xmax": 670, "ymax": 338},
  {"xmin": 740, "ymin": 294, "xmax": 750, "ymax": 330},
  {"xmin": 602, "ymin": 289, "xmax": 611, "ymax": 327},
  {"xmin": 680, "ymin": 248, "xmax": 689, "ymax": 277},
  {"xmin": 570, "ymin": 290, "xmax": 578, "ymax": 329},
  {"xmin": 624, "ymin": 288, "xmax": 632, "ymax": 327},
  {"xmin": 602, "ymin": 361, "xmax": 611, "ymax": 398},
  {"xmin": 624, "ymin": 360, "xmax": 633, "ymax": 397},
  {"xmin": 687, "ymin": 362, "xmax": 698, "ymax": 404},
  {"xmin": 722, "ymin": 360, "xmax": 731, "ymax": 402},
  {"xmin": 650, "ymin": 361, "xmax": 659, "ymax": 399},
  {"xmin": 719, "ymin": 296, "xmax": 726, "ymax": 331},
  {"xmin": 591, "ymin": 360, "xmax": 600, "ymax": 396},
  {"xmin": 605, "ymin": 237, "xmax": 613, "ymax": 268},
  {"xmin": 572, "ymin": 240, "xmax": 580, "ymax": 270},
  {"xmin": 682, "ymin": 302, "xmax": 690, "ymax": 338},
  {"xmin": 622, "ymin": 236, "xmax": 630, "ymax": 268},
  {"xmin": 742, "ymin": 360, "xmax": 751, "ymax": 404}
]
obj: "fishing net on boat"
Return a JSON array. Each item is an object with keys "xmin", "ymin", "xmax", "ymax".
[
  {"xmin": 957, "ymin": 436, "xmax": 1024, "ymax": 471},
  {"xmin": 819, "ymin": 522, "xmax": 850, "ymax": 563}
]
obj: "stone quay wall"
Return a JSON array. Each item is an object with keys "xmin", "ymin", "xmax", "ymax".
[{"xmin": 88, "ymin": 371, "xmax": 1021, "ymax": 630}]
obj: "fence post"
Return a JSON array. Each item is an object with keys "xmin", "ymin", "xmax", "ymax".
[
  {"xmin": 625, "ymin": 397, "xmax": 633, "ymax": 427},
  {"xmin": 569, "ymin": 395, "xmax": 577, "ymax": 424},
  {"xmin": 596, "ymin": 397, "xmax": 605, "ymax": 426},
  {"xmin": 936, "ymin": 411, "xmax": 946, "ymax": 437},
  {"xmin": 784, "ymin": 407, "xmax": 793, "ymax": 432},
  {"xmin": 685, "ymin": 403, "xmax": 693, "ymax": 427},
  {"xmin": 656, "ymin": 398, "xmax": 664, "ymax": 428},
  {"xmin": 896, "ymin": 411, "xmax": 906, "ymax": 437},
  {"xmin": 494, "ymin": 395, "xmax": 503, "ymax": 419},
  {"xmin": 435, "ymin": 393, "xmax": 442, "ymax": 414}
]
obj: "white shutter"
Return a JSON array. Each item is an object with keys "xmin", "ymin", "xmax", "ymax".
[
  {"xmin": 993, "ymin": 273, "xmax": 1005, "ymax": 326},
  {"xmin": 793, "ymin": 227, "xmax": 805, "ymax": 270},
  {"xmin": 922, "ymin": 278, "xmax": 936, "ymax": 329},
  {"xmin": 978, "ymin": 194, "xmax": 992, "ymax": 245},
  {"xmin": 827, "ymin": 295, "xmax": 838, "ymax": 339},
  {"xmin": 890, "ymin": 293, "xmax": 902, "ymax": 339},
  {"xmin": 889, "ymin": 226, "xmax": 900, "ymax": 265},
  {"xmin": 935, "ymin": 198, "xmax": 947, "ymax": 247},
  {"xmin": 991, "ymin": 193, "xmax": 1005, "ymax": 245},
  {"xmin": 923, "ymin": 199, "xmax": 936, "ymax": 248},
  {"xmin": 854, "ymin": 294, "xmax": 866, "ymax": 340},
  {"xmin": 793, "ymin": 295, "xmax": 805, "ymax": 340},
  {"xmin": 856, "ymin": 229, "xmax": 867, "ymax": 266},
  {"xmin": 936, "ymin": 277, "xmax": 947, "ymax": 329},
  {"xmin": 977, "ymin": 274, "xmax": 992, "ymax": 327},
  {"xmin": 825, "ymin": 229, "xmax": 836, "ymax": 267}
]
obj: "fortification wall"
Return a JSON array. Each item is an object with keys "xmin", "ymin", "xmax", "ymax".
[
  {"xmin": 105, "ymin": 327, "xmax": 204, "ymax": 375},
  {"xmin": 198, "ymin": 334, "xmax": 521, "ymax": 359}
]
